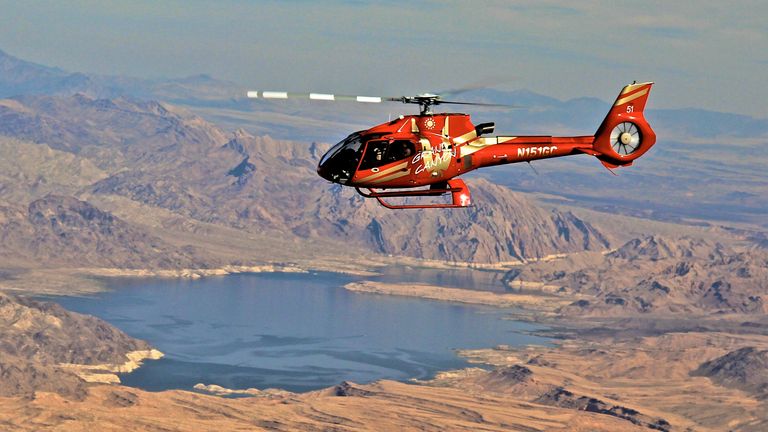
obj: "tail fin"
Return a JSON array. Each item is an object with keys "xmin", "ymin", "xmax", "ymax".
[{"xmin": 592, "ymin": 82, "xmax": 656, "ymax": 168}]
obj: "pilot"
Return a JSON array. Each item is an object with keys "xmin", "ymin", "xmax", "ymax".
[
  {"xmin": 403, "ymin": 145, "xmax": 413, "ymax": 158},
  {"xmin": 390, "ymin": 140, "xmax": 414, "ymax": 162}
]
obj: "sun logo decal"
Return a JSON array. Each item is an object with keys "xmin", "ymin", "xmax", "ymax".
[{"xmin": 423, "ymin": 117, "xmax": 436, "ymax": 130}]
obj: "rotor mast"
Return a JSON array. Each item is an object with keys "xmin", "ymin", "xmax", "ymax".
[{"xmin": 398, "ymin": 94, "xmax": 441, "ymax": 115}]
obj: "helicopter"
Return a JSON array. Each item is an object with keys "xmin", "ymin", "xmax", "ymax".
[{"xmin": 246, "ymin": 82, "xmax": 656, "ymax": 209}]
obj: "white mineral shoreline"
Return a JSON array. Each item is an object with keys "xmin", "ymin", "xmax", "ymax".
[
  {"xmin": 343, "ymin": 281, "xmax": 568, "ymax": 310},
  {"xmin": 59, "ymin": 349, "xmax": 164, "ymax": 384},
  {"xmin": 74, "ymin": 262, "xmax": 383, "ymax": 279},
  {"xmin": 76, "ymin": 264, "xmax": 307, "ymax": 279},
  {"xmin": 193, "ymin": 383, "xmax": 292, "ymax": 397}
]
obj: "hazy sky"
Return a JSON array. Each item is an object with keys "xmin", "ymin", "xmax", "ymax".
[{"xmin": 0, "ymin": 1, "xmax": 766, "ymax": 116}]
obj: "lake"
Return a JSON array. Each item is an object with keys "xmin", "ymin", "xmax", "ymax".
[{"xmin": 54, "ymin": 270, "xmax": 549, "ymax": 393}]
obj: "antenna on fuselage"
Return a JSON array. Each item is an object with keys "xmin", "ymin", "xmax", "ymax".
[{"xmin": 527, "ymin": 161, "xmax": 539, "ymax": 176}]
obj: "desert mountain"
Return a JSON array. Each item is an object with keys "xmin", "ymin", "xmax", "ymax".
[
  {"xmin": 507, "ymin": 235, "xmax": 768, "ymax": 315},
  {"xmin": 0, "ymin": 292, "xmax": 153, "ymax": 399},
  {"xmin": 0, "ymin": 195, "xmax": 204, "ymax": 269},
  {"xmin": 0, "ymin": 93, "xmax": 610, "ymax": 265},
  {"xmin": 692, "ymin": 347, "xmax": 768, "ymax": 400},
  {"xmin": 0, "ymin": 48, "xmax": 81, "ymax": 97},
  {"xmin": 0, "ymin": 48, "xmax": 240, "ymax": 103},
  {"xmin": 433, "ymin": 364, "xmax": 671, "ymax": 431},
  {"xmin": 296, "ymin": 178, "xmax": 610, "ymax": 262},
  {"xmin": 5, "ymin": 48, "xmax": 766, "ymax": 142},
  {"xmin": 3, "ymin": 47, "xmax": 767, "ymax": 226}
]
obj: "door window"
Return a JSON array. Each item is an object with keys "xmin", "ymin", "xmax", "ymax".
[{"xmin": 359, "ymin": 140, "xmax": 416, "ymax": 170}]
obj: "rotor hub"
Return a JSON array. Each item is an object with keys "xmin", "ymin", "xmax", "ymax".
[
  {"xmin": 401, "ymin": 95, "xmax": 441, "ymax": 115},
  {"xmin": 620, "ymin": 132, "xmax": 633, "ymax": 145}
]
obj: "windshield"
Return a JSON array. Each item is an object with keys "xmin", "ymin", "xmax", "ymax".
[
  {"xmin": 320, "ymin": 132, "xmax": 362, "ymax": 166},
  {"xmin": 318, "ymin": 132, "xmax": 365, "ymax": 184}
]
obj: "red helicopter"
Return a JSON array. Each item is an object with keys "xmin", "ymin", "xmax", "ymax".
[{"xmin": 246, "ymin": 82, "xmax": 656, "ymax": 209}]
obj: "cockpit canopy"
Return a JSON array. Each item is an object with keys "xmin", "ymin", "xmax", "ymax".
[
  {"xmin": 317, "ymin": 132, "xmax": 365, "ymax": 184},
  {"xmin": 317, "ymin": 132, "xmax": 416, "ymax": 184}
]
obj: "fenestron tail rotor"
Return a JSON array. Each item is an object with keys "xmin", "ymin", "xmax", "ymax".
[
  {"xmin": 246, "ymin": 90, "xmax": 518, "ymax": 115},
  {"xmin": 609, "ymin": 121, "xmax": 641, "ymax": 156}
]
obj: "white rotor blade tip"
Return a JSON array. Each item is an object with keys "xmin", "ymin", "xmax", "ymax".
[
  {"xmin": 246, "ymin": 91, "xmax": 259, "ymax": 98},
  {"xmin": 356, "ymin": 96, "xmax": 382, "ymax": 103},
  {"xmin": 309, "ymin": 93, "xmax": 335, "ymax": 101},
  {"xmin": 263, "ymin": 91, "xmax": 288, "ymax": 99}
]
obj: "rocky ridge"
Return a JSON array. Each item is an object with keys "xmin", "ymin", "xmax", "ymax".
[
  {"xmin": 0, "ymin": 195, "xmax": 205, "ymax": 269},
  {"xmin": 0, "ymin": 93, "xmax": 612, "ymax": 265},
  {"xmin": 692, "ymin": 347, "xmax": 768, "ymax": 399},
  {"xmin": 432, "ymin": 364, "xmax": 671, "ymax": 430},
  {"xmin": 0, "ymin": 292, "xmax": 157, "ymax": 399},
  {"xmin": 506, "ymin": 235, "xmax": 768, "ymax": 316}
]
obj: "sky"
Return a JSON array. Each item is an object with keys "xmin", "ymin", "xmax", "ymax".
[{"xmin": 0, "ymin": 0, "xmax": 766, "ymax": 117}]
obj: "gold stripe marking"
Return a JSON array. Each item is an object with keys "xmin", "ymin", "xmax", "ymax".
[
  {"xmin": 452, "ymin": 129, "xmax": 477, "ymax": 145},
  {"xmin": 459, "ymin": 137, "xmax": 516, "ymax": 157},
  {"xmin": 370, "ymin": 170, "xmax": 410, "ymax": 184},
  {"xmin": 357, "ymin": 161, "xmax": 409, "ymax": 182},
  {"xmin": 620, "ymin": 82, "xmax": 653, "ymax": 96},
  {"xmin": 460, "ymin": 146, "xmax": 481, "ymax": 158},
  {"xmin": 615, "ymin": 88, "xmax": 649, "ymax": 106}
]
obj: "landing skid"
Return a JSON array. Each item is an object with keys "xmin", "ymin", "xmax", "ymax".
[{"xmin": 356, "ymin": 179, "xmax": 471, "ymax": 209}]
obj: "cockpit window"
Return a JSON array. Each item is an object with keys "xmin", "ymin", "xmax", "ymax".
[
  {"xmin": 387, "ymin": 140, "xmax": 416, "ymax": 162},
  {"xmin": 320, "ymin": 132, "xmax": 362, "ymax": 166},
  {"xmin": 318, "ymin": 132, "xmax": 365, "ymax": 184},
  {"xmin": 359, "ymin": 140, "xmax": 416, "ymax": 170},
  {"xmin": 360, "ymin": 141, "xmax": 388, "ymax": 170}
]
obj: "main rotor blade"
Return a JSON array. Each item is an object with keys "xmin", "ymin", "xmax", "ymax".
[
  {"xmin": 437, "ymin": 100, "xmax": 523, "ymax": 109},
  {"xmin": 246, "ymin": 91, "xmax": 399, "ymax": 104},
  {"xmin": 437, "ymin": 77, "xmax": 519, "ymax": 98}
]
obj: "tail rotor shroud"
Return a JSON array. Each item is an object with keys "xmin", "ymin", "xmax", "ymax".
[{"xmin": 610, "ymin": 122, "xmax": 641, "ymax": 156}]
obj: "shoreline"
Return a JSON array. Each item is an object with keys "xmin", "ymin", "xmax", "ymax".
[
  {"xmin": 59, "ymin": 349, "xmax": 164, "ymax": 384},
  {"xmin": 78, "ymin": 264, "xmax": 309, "ymax": 279},
  {"xmin": 343, "ymin": 280, "xmax": 569, "ymax": 312},
  {"xmin": 5, "ymin": 265, "xmax": 766, "ymax": 430},
  {"xmin": 0, "ymin": 248, "xmax": 594, "ymax": 298},
  {"xmin": 0, "ymin": 263, "xmax": 382, "ymax": 297},
  {"xmin": 51, "ymin": 272, "xmax": 563, "ymax": 396}
]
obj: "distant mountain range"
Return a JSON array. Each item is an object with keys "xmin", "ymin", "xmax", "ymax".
[
  {"xmin": 2, "ymin": 46, "xmax": 767, "ymax": 272},
  {"xmin": 3, "ymin": 48, "xmax": 767, "ymax": 141},
  {"xmin": 0, "ymin": 195, "xmax": 205, "ymax": 269},
  {"xmin": 3, "ymin": 47, "xmax": 765, "ymax": 228},
  {"xmin": 0, "ymin": 90, "xmax": 610, "ymax": 266},
  {"xmin": 0, "ymin": 48, "xmax": 239, "ymax": 102}
]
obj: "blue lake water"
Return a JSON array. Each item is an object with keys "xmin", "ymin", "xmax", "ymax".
[{"xmin": 54, "ymin": 271, "xmax": 549, "ymax": 393}]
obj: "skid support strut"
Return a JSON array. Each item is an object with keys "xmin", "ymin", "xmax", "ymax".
[{"xmin": 356, "ymin": 179, "xmax": 471, "ymax": 209}]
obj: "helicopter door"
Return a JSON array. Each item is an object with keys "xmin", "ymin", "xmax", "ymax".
[{"xmin": 359, "ymin": 140, "xmax": 416, "ymax": 171}]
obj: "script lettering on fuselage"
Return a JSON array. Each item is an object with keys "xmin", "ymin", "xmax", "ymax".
[
  {"xmin": 517, "ymin": 146, "xmax": 558, "ymax": 159},
  {"xmin": 413, "ymin": 138, "xmax": 454, "ymax": 176}
]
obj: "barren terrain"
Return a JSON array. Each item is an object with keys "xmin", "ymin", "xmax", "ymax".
[{"xmin": 0, "ymin": 48, "xmax": 767, "ymax": 431}]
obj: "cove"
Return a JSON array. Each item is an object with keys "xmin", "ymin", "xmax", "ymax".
[{"xmin": 54, "ymin": 271, "xmax": 549, "ymax": 393}]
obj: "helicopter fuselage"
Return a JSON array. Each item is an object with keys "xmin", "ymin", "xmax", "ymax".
[{"xmin": 315, "ymin": 82, "xmax": 656, "ymax": 209}]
